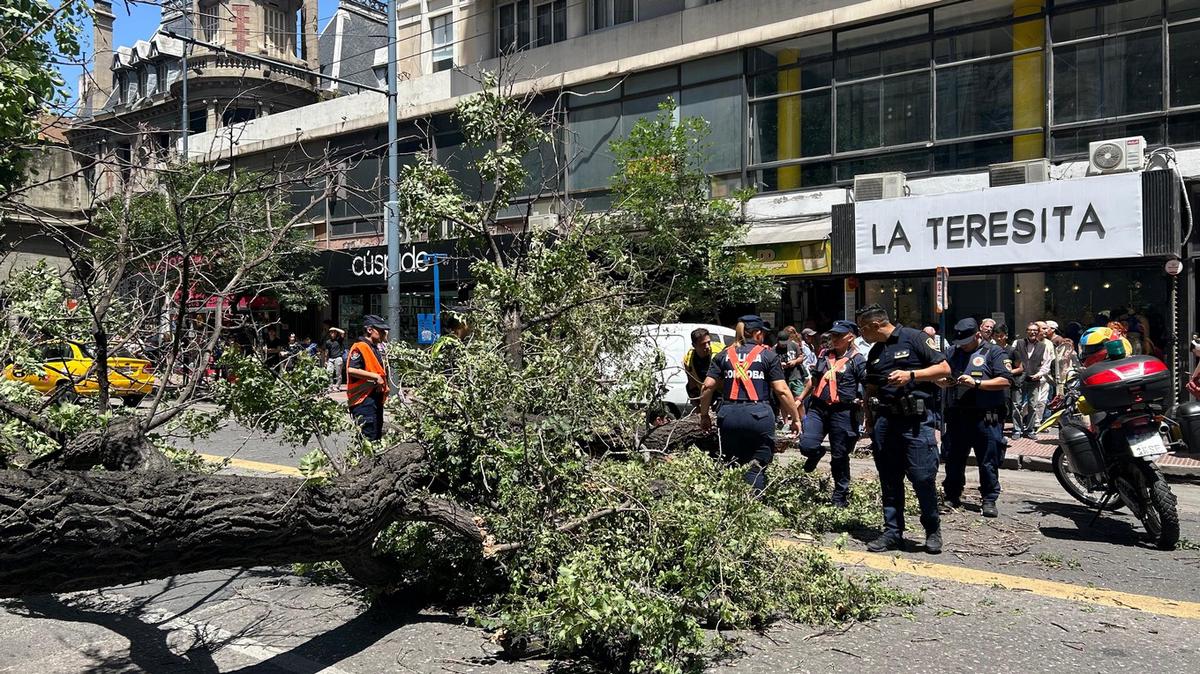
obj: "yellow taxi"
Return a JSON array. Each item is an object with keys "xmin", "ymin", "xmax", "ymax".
[{"xmin": 2, "ymin": 341, "xmax": 157, "ymax": 406}]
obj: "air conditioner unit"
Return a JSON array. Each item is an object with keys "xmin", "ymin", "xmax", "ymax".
[
  {"xmin": 528, "ymin": 213, "xmax": 560, "ymax": 230},
  {"xmin": 1088, "ymin": 136, "xmax": 1146, "ymax": 174},
  {"xmin": 989, "ymin": 159, "xmax": 1050, "ymax": 187},
  {"xmin": 853, "ymin": 172, "xmax": 906, "ymax": 201}
]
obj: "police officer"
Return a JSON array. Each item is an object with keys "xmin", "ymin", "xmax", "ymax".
[
  {"xmin": 938, "ymin": 318, "xmax": 1014, "ymax": 518},
  {"xmin": 345, "ymin": 314, "xmax": 390, "ymax": 441},
  {"xmin": 855, "ymin": 304, "xmax": 951, "ymax": 554},
  {"xmin": 698, "ymin": 315, "xmax": 802, "ymax": 491},
  {"xmin": 798, "ymin": 320, "xmax": 867, "ymax": 507}
]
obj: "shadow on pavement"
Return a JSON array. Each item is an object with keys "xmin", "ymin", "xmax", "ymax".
[{"xmin": 1023, "ymin": 498, "xmax": 1148, "ymax": 547}]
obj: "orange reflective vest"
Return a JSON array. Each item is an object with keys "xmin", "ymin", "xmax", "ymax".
[
  {"xmin": 346, "ymin": 341, "xmax": 389, "ymax": 407},
  {"xmin": 726, "ymin": 345, "xmax": 767, "ymax": 402},
  {"xmin": 814, "ymin": 354, "xmax": 851, "ymax": 404}
]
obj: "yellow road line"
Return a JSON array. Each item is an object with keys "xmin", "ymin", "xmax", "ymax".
[
  {"xmin": 193, "ymin": 454, "xmax": 1200, "ymax": 620},
  {"xmin": 198, "ymin": 453, "xmax": 304, "ymax": 477},
  {"xmin": 807, "ymin": 543, "xmax": 1200, "ymax": 621}
]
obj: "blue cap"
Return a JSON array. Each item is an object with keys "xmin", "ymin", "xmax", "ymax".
[
  {"xmin": 829, "ymin": 320, "xmax": 857, "ymax": 335},
  {"xmin": 952, "ymin": 318, "xmax": 979, "ymax": 347},
  {"xmin": 738, "ymin": 314, "xmax": 765, "ymax": 332}
]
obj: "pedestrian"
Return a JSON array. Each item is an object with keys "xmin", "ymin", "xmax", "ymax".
[
  {"xmin": 798, "ymin": 320, "xmax": 866, "ymax": 507},
  {"xmin": 261, "ymin": 326, "xmax": 287, "ymax": 371},
  {"xmin": 345, "ymin": 315, "xmax": 390, "ymax": 441},
  {"xmin": 683, "ymin": 328, "xmax": 721, "ymax": 404},
  {"xmin": 324, "ymin": 326, "xmax": 346, "ymax": 389},
  {"xmin": 855, "ymin": 304, "xmax": 950, "ymax": 554},
  {"xmin": 698, "ymin": 315, "xmax": 802, "ymax": 491},
  {"xmin": 1011, "ymin": 322, "xmax": 1052, "ymax": 438},
  {"xmin": 980, "ymin": 318, "xmax": 997, "ymax": 344},
  {"xmin": 799, "ymin": 328, "xmax": 818, "ymax": 369},
  {"xmin": 431, "ymin": 310, "xmax": 472, "ymax": 359},
  {"xmin": 776, "ymin": 329, "xmax": 809, "ymax": 397},
  {"xmin": 938, "ymin": 318, "xmax": 1014, "ymax": 517},
  {"xmin": 923, "ymin": 325, "xmax": 950, "ymax": 353},
  {"xmin": 1049, "ymin": 329, "xmax": 1080, "ymax": 401}
]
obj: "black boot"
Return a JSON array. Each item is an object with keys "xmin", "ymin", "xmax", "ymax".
[
  {"xmin": 982, "ymin": 500, "xmax": 998, "ymax": 518},
  {"xmin": 924, "ymin": 528, "xmax": 943, "ymax": 554},
  {"xmin": 867, "ymin": 532, "xmax": 904, "ymax": 553}
]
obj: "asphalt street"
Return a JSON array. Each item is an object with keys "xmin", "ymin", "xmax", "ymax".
[{"xmin": 2, "ymin": 422, "xmax": 1198, "ymax": 673}]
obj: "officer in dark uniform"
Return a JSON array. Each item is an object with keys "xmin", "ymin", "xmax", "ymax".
[
  {"xmin": 938, "ymin": 318, "xmax": 1014, "ymax": 518},
  {"xmin": 798, "ymin": 320, "xmax": 867, "ymax": 507},
  {"xmin": 698, "ymin": 315, "xmax": 802, "ymax": 491},
  {"xmin": 855, "ymin": 304, "xmax": 951, "ymax": 554}
]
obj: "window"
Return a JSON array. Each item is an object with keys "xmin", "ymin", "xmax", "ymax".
[
  {"xmin": 372, "ymin": 65, "xmax": 387, "ymax": 89},
  {"xmin": 593, "ymin": 0, "xmax": 634, "ymax": 30},
  {"xmin": 1053, "ymin": 31, "xmax": 1162, "ymax": 125},
  {"xmin": 536, "ymin": 1, "xmax": 567, "ymax": 47},
  {"xmin": 116, "ymin": 72, "xmax": 128, "ymax": 104},
  {"xmin": 137, "ymin": 68, "xmax": 148, "ymax": 99},
  {"xmin": 431, "ymin": 13, "xmax": 453, "ymax": 72},
  {"xmin": 1170, "ymin": 21, "xmax": 1200, "ymax": 107},
  {"xmin": 156, "ymin": 62, "xmax": 168, "ymax": 94},
  {"xmin": 837, "ymin": 73, "xmax": 931, "ymax": 152},
  {"xmin": 265, "ymin": 5, "xmax": 292, "ymax": 56},
  {"xmin": 188, "ymin": 108, "xmax": 207, "ymax": 135},
  {"xmin": 222, "ymin": 108, "xmax": 256, "ymax": 126},
  {"xmin": 200, "ymin": 2, "xmax": 220, "ymax": 42}
]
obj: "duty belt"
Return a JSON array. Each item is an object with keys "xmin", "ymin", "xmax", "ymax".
[
  {"xmin": 869, "ymin": 396, "xmax": 926, "ymax": 417},
  {"xmin": 947, "ymin": 407, "xmax": 1005, "ymax": 424}
]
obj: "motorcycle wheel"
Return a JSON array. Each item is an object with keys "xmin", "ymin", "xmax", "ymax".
[
  {"xmin": 1051, "ymin": 446, "xmax": 1122, "ymax": 512},
  {"xmin": 1136, "ymin": 463, "xmax": 1180, "ymax": 551}
]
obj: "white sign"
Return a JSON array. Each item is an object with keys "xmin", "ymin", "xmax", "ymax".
[
  {"xmin": 854, "ymin": 173, "xmax": 1144, "ymax": 273},
  {"xmin": 350, "ymin": 246, "xmax": 432, "ymax": 277}
]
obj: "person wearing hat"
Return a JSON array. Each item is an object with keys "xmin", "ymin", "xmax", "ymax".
[
  {"xmin": 855, "ymin": 304, "xmax": 950, "ymax": 554},
  {"xmin": 323, "ymin": 326, "xmax": 347, "ymax": 390},
  {"xmin": 937, "ymin": 317, "xmax": 1014, "ymax": 518},
  {"xmin": 698, "ymin": 315, "xmax": 802, "ymax": 491},
  {"xmin": 346, "ymin": 315, "xmax": 391, "ymax": 441},
  {"xmin": 797, "ymin": 319, "xmax": 867, "ymax": 506},
  {"xmin": 798, "ymin": 327, "xmax": 818, "ymax": 369}
]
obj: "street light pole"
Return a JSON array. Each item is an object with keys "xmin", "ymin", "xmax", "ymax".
[
  {"xmin": 180, "ymin": 3, "xmax": 190, "ymax": 161},
  {"xmin": 385, "ymin": 0, "xmax": 401, "ymax": 336}
]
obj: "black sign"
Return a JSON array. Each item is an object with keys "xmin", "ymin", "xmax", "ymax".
[{"xmin": 319, "ymin": 236, "xmax": 516, "ymax": 288}]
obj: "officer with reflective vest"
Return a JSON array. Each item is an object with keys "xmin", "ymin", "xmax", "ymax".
[
  {"xmin": 938, "ymin": 317, "xmax": 1013, "ymax": 518},
  {"xmin": 856, "ymin": 304, "xmax": 951, "ymax": 554},
  {"xmin": 698, "ymin": 315, "xmax": 802, "ymax": 491},
  {"xmin": 798, "ymin": 320, "xmax": 867, "ymax": 507},
  {"xmin": 345, "ymin": 314, "xmax": 390, "ymax": 441}
]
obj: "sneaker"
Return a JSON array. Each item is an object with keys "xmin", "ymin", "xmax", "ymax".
[
  {"xmin": 982, "ymin": 500, "xmax": 998, "ymax": 518},
  {"xmin": 924, "ymin": 528, "xmax": 943, "ymax": 554},
  {"xmin": 867, "ymin": 532, "xmax": 904, "ymax": 553},
  {"xmin": 802, "ymin": 454, "xmax": 821, "ymax": 473}
]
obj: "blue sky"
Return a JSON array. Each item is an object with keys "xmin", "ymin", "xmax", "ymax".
[{"xmin": 60, "ymin": 0, "xmax": 339, "ymax": 105}]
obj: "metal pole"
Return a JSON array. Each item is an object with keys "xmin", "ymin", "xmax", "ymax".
[
  {"xmin": 385, "ymin": 0, "xmax": 401, "ymax": 335},
  {"xmin": 180, "ymin": 4, "xmax": 190, "ymax": 161},
  {"xmin": 433, "ymin": 257, "xmax": 442, "ymax": 338}
]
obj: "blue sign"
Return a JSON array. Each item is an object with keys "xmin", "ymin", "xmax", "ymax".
[{"xmin": 417, "ymin": 313, "xmax": 437, "ymax": 345}]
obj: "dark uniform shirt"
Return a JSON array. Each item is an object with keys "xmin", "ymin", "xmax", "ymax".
[
  {"xmin": 347, "ymin": 338, "xmax": 385, "ymax": 372},
  {"xmin": 811, "ymin": 349, "xmax": 867, "ymax": 405},
  {"xmin": 946, "ymin": 342, "xmax": 1013, "ymax": 410},
  {"xmin": 866, "ymin": 324, "xmax": 947, "ymax": 403},
  {"xmin": 707, "ymin": 344, "xmax": 785, "ymax": 402}
]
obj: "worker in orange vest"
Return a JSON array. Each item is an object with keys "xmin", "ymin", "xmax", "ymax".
[
  {"xmin": 798, "ymin": 320, "xmax": 867, "ymax": 507},
  {"xmin": 345, "ymin": 314, "xmax": 390, "ymax": 441},
  {"xmin": 698, "ymin": 315, "xmax": 801, "ymax": 491}
]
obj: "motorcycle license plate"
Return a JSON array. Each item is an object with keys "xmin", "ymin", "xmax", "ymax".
[{"xmin": 1128, "ymin": 430, "xmax": 1167, "ymax": 459}]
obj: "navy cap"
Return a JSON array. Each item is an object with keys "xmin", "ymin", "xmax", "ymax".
[
  {"xmin": 829, "ymin": 319, "xmax": 858, "ymax": 335},
  {"xmin": 362, "ymin": 314, "xmax": 390, "ymax": 331},
  {"xmin": 738, "ymin": 314, "xmax": 765, "ymax": 332},
  {"xmin": 952, "ymin": 318, "xmax": 979, "ymax": 347}
]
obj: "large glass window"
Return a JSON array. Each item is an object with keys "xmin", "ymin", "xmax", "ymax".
[
  {"xmin": 1051, "ymin": 0, "xmax": 1161, "ymax": 42},
  {"xmin": 936, "ymin": 57, "xmax": 1015, "ymax": 138},
  {"xmin": 1170, "ymin": 21, "xmax": 1200, "ymax": 107},
  {"xmin": 536, "ymin": 0, "xmax": 568, "ymax": 47},
  {"xmin": 496, "ymin": 1, "xmax": 534, "ymax": 53},
  {"xmin": 1053, "ymin": 30, "xmax": 1163, "ymax": 124},
  {"xmin": 836, "ymin": 73, "xmax": 930, "ymax": 152},
  {"xmin": 568, "ymin": 102, "xmax": 621, "ymax": 191},
  {"xmin": 593, "ymin": 0, "xmax": 635, "ymax": 29},
  {"xmin": 680, "ymin": 79, "xmax": 742, "ymax": 173}
]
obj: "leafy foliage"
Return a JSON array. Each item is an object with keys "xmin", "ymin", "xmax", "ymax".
[
  {"xmin": 604, "ymin": 100, "xmax": 774, "ymax": 321},
  {"xmin": 0, "ymin": 0, "xmax": 85, "ymax": 194},
  {"xmin": 214, "ymin": 354, "xmax": 350, "ymax": 446}
]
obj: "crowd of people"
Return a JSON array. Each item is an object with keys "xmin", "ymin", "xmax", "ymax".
[{"xmin": 683, "ymin": 306, "xmax": 1164, "ymax": 555}]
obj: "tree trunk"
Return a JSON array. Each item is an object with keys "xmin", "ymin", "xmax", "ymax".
[
  {"xmin": 26, "ymin": 416, "xmax": 169, "ymax": 472},
  {"xmin": 0, "ymin": 443, "xmax": 484, "ymax": 598}
]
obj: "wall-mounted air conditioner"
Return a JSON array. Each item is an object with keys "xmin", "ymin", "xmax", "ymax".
[
  {"xmin": 988, "ymin": 159, "xmax": 1050, "ymax": 187},
  {"xmin": 1088, "ymin": 136, "xmax": 1146, "ymax": 174},
  {"xmin": 853, "ymin": 172, "xmax": 906, "ymax": 201}
]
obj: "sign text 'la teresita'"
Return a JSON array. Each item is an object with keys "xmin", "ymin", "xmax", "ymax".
[{"xmin": 853, "ymin": 172, "xmax": 1145, "ymax": 274}]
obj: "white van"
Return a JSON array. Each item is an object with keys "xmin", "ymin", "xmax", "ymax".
[{"xmin": 632, "ymin": 323, "xmax": 737, "ymax": 417}]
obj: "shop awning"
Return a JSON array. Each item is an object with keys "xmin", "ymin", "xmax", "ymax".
[{"xmin": 742, "ymin": 216, "xmax": 832, "ymax": 246}]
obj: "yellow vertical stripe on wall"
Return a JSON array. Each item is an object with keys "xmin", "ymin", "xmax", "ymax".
[
  {"xmin": 777, "ymin": 49, "xmax": 802, "ymax": 189},
  {"xmin": 1012, "ymin": 0, "xmax": 1045, "ymax": 161}
]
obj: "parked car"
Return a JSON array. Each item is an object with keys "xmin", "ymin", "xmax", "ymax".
[
  {"xmin": 2, "ymin": 341, "xmax": 157, "ymax": 406},
  {"xmin": 632, "ymin": 323, "xmax": 737, "ymax": 418}
]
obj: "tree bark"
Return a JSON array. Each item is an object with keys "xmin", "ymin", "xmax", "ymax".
[
  {"xmin": 26, "ymin": 416, "xmax": 169, "ymax": 472},
  {"xmin": 0, "ymin": 443, "xmax": 484, "ymax": 598}
]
